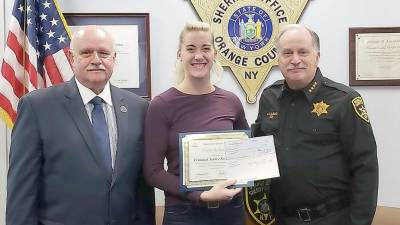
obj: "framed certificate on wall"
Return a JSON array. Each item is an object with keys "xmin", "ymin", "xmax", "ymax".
[{"xmin": 349, "ymin": 27, "xmax": 400, "ymax": 86}]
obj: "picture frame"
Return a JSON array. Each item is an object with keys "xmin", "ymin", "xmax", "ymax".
[
  {"xmin": 64, "ymin": 13, "xmax": 152, "ymax": 98},
  {"xmin": 349, "ymin": 27, "xmax": 400, "ymax": 86}
]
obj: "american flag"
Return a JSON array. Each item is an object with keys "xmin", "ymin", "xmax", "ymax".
[{"xmin": 0, "ymin": 0, "xmax": 73, "ymax": 128}]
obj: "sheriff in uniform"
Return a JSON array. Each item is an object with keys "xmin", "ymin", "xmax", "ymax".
[{"xmin": 253, "ymin": 24, "xmax": 378, "ymax": 225}]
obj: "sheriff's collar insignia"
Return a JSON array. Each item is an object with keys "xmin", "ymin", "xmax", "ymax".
[
  {"xmin": 191, "ymin": 0, "xmax": 309, "ymax": 104},
  {"xmin": 308, "ymin": 81, "xmax": 318, "ymax": 93},
  {"xmin": 352, "ymin": 96, "xmax": 370, "ymax": 123},
  {"xmin": 312, "ymin": 101, "xmax": 330, "ymax": 117}
]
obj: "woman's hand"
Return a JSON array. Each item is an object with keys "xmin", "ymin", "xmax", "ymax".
[{"xmin": 200, "ymin": 179, "xmax": 242, "ymax": 202}]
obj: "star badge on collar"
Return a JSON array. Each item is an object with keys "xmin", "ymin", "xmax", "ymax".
[{"xmin": 312, "ymin": 101, "xmax": 330, "ymax": 117}]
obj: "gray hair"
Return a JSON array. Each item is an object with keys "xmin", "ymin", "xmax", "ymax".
[{"xmin": 275, "ymin": 24, "xmax": 320, "ymax": 52}]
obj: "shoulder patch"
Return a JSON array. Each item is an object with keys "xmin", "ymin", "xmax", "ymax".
[{"xmin": 352, "ymin": 96, "xmax": 370, "ymax": 123}]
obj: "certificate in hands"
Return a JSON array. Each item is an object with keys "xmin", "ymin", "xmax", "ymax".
[
  {"xmin": 179, "ymin": 131, "xmax": 280, "ymax": 191},
  {"xmin": 179, "ymin": 130, "xmax": 251, "ymax": 191}
]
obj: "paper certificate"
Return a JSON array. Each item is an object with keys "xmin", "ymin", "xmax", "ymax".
[
  {"xmin": 356, "ymin": 32, "xmax": 400, "ymax": 80},
  {"xmin": 179, "ymin": 131, "xmax": 251, "ymax": 191},
  {"xmin": 188, "ymin": 139, "xmax": 229, "ymax": 182},
  {"xmin": 225, "ymin": 136, "xmax": 280, "ymax": 183},
  {"xmin": 108, "ymin": 25, "xmax": 140, "ymax": 88}
]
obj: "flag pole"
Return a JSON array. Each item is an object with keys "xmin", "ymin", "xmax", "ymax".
[{"xmin": 54, "ymin": 0, "xmax": 72, "ymax": 39}]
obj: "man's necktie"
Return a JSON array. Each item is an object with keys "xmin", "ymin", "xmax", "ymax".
[{"xmin": 90, "ymin": 96, "xmax": 112, "ymax": 175}]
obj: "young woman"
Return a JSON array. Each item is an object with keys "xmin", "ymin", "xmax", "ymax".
[{"xmin": 144, "ymin": 21, "xmax": 248, "ymax": 225}]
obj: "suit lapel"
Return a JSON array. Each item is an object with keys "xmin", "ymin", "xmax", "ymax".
[
  {"xmin": 63, "ymin": 79, "xmax": 112, "ymax": 183},
  {"xmin": 110, "ymin": 86, "xmax": 129, "ymax": 186}
]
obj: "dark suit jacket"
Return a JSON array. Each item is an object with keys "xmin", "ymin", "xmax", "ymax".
[{"xmin": 6, "ymin": 79, "xmax": 155, "ymax": 225}]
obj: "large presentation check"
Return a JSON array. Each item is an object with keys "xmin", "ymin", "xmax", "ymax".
[{"xmin": 179, "ymin": 130, "xmax": 280, "ymax": 191}]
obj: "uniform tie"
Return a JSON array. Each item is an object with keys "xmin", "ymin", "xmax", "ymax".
[{"xmin": 90, "ymin": 96, "xmax": 112, "ymax": 175}]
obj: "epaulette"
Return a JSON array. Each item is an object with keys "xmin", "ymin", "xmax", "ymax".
[
  {"xmin": 261, "ymin": 79, "xmax": 284, "ymax": 94},
  {"xmin": 322, "ymin": 77, "xmax": 355, "ymax": 94},
  {"xmin": 267, "ymin": 79, "xmax": 284, "ymax": 88},
  {"xmin": 260, "ymin": 79, "xmax": 284, "ymax": 98}
]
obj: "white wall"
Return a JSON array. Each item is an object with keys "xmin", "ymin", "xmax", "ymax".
[{"xmin": 1, "ymin": 0, "xmax": 399, "ymax": 222}]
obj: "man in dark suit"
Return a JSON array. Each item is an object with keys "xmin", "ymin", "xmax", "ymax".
[{"xmin": 6, "ymin": 25, "xmax": 154, "ymax": 225}]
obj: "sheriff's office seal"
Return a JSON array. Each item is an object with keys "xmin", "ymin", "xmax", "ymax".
[{"xmin": 191, "ymin": 0, "xmax": 310, "ymax": 103}]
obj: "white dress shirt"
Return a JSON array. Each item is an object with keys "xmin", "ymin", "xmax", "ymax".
[{"xmin": 75, "ymin": 78, "xmax": 118, "ymax": 169}]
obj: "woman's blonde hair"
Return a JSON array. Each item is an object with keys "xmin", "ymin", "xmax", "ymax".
[{"xmin": 175, "ymin": 21, "xmax": 223, "ymax": 84}]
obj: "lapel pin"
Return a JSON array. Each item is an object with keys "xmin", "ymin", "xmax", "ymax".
[{"xmin": 120, "ymin": 105, "xmax": 127, "ymax": 113}]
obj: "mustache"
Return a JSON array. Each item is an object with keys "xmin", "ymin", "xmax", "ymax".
[
  {"xmin": 287, "ymin": 65, "xmax": 307, "ymax": 70},
  {"xmin": 87, "ymin": 67, "xmax": 106, "ymax": 71}
]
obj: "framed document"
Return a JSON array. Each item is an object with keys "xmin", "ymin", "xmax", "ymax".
[
  {"xmin": 64, "ymin": 13, "xmax": 152, "ymax": 98},
  {"xmin": 349, "ymin": 27, "xmax": 400, "ymax": 86},
  {"xmin": 179, "ymin": 131, "xmax": 280, "ymax": 192},
  {"xmin": 179, "ymin": 130, "xmax": 252, "ymax": 191}
]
